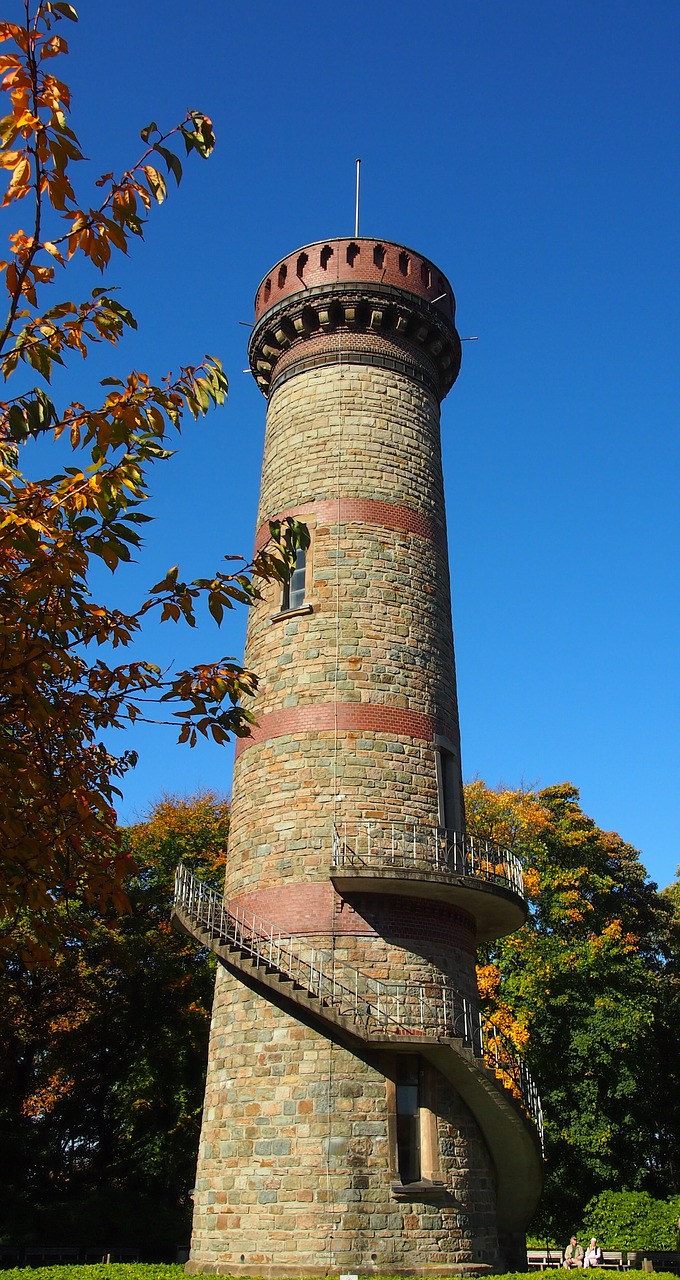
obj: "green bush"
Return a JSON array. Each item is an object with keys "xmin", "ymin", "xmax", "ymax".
[
  {"xmin": 0, "ymin": 1270, "xmax": 187, "ymax": 1280},
  {"xmin": 581, "ymin": 1189, "xmax": 680, "ymax": 1249}
]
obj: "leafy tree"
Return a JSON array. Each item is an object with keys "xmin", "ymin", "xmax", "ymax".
[
  {"xmin": 466, "ymin": 780, "xmax": 678, "ymax": 1240},
  {"xmin": 0, "ymin": 791, "xmax": 226, "ymax": 1252},
  {"xmin": 0, "ymin": 3, "xmax": 307, "ymax": 961}
]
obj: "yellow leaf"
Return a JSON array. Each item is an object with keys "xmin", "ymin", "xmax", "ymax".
[{"xmin": 43, "ymin": 240, "xmax": 65, "ymax": 265}]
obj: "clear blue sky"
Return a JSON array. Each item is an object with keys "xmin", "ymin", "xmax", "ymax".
[{"xmin": 15, "ymin": 0, "xmax": 680, "ymax": 888}]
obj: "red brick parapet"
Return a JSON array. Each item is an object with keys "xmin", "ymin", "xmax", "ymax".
[
  {"xmin": 234, "ymin": 701, "xmax": 441, "ymax": 758},
  {"xmin": 254, "ymin": 497, "xmax": 446, "ymax": 555},
  {"xmin": 254, "ymin": 238, "xmax": 455, "ymax": 322},
  {"xmin": 248, "ymin": 238, "xmax": 462, "ymax": 400}
]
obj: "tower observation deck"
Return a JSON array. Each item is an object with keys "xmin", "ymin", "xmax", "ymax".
[{"xmin": 175, "ymin": 237, "xmax": 543, "ymax": 1276}]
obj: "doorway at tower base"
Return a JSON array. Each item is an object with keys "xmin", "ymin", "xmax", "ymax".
[{"xmin": 187, "ymin": 969, "xmax": 520, "ymax": 1278}]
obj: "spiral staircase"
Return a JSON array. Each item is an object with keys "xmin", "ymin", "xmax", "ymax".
[{"xmin": 173, "ymin": 828, "xmax": 544, "ymax": 1233}]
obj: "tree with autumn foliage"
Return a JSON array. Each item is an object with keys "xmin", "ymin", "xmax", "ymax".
[
  {"xmin": 466, "ymin": 780, "xmax": 679, "ymax": 1240},
  {"xmin": 0, "ymin": 791, "xmax": 227, "ymax": 1251},
  {"xmin": 0, "ymin": 3, "xmax": 307, "ymax": 961}
]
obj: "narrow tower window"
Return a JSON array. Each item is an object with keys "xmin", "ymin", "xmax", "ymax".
[
  {"xmin": 282, "ymin": 548, "xmax": 307, "ymax": 612},
  {"xmin": 373, "ymin": 244, "xmax": 386, "ymax": 270},
  {"xmin": 296, "ymin": 252, "xmax": 308, "ymax": 279},
  {"xmin": 278, "ymin": 263, "xmax": 288, "ymax": 289},
  {"xmin": 435, "ymin": 744, "xmax": 464, "ymax": 869},
  {"xmin": 320, "ymin": 244, "xmax": 333, "ymax": 270},
  {"xmin": 396, "ymin": 1056, "xmax": 421, "ymax": 1184},
  {"xmin": 346, "ymin": 242, "xmax": 360, "ymax": 267},
  {"xmin": 436, "ymin": 747, "xmax": 463, "ymax": 829},
  {"xmin": 398, "ymin": 251, "xmax": 410, "ymax": 276}
]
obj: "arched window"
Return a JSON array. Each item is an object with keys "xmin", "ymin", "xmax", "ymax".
[{"xmin": 282, "ymin": 548, "xmax": 306, "ymax": 611}]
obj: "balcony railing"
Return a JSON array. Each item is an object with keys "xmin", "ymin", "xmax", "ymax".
[
  {"xmin": 173, "ymin": 864, "xmax": 542, "ymax": 1147},
  {"xmin": 332, "ymin": 821, "xmax": 525, "ymax": 899}
]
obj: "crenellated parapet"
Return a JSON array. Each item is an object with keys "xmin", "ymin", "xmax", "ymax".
[{"xmin": 248, "ymin": 237, "xmax": 462, "ymax": 400}]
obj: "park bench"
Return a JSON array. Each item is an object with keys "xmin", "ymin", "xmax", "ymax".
[
  {"xmin": 0, "ymin": 1246, "xmax": 22, "ymax": 1266},
  {"xmin": 598, "ymin": 1252, "xmax": 630, "ymax": 1270},
  {"xmin": 527, "ymin": 1249, "xmax": 633, "ymax": 1271},
  {"xmin": 24, "ymin": 1247, "xmax": 80, "ymax": 1264},
  {"xmin": 80, "ymin": 1247, "xmax": 140, "ymax": 1263},
  {"xmin": 527, "ymin": 1249, "xmax": 564, "ymax": 1268}
]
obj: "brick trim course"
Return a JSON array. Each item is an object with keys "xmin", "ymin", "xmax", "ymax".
[
  {"xmin": 254, "ymin": 497, "xmax": 445, "ymax": 556},
  {"xmin": 231, "ymin": 881, "xmax": 477, "ymax": 956},
  {"xmin": 234, "ymin": 701, "xmax": 441, "ymax": 758}
]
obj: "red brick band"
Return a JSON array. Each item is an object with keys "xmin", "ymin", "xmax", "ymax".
[
  {"xmin": 254, "ymin": 497, "xmax": 445, "ymax": 555},
  {"xmin": 232, "ymin": 882, "xmax": 476, "ymax": 955},
  {"xmin": 235, "ymin": 702, "xmax": 440, "ymax": 758}
]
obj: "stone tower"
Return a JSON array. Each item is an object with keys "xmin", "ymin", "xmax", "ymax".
[{"xmin": 175, "ymin": 237, "xmax": 543, "ymax": 1276}]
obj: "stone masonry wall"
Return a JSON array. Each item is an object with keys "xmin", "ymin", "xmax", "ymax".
[
  {"xmin": 257, "ymin": 364, "xmax": 448, "ymax": 519},
  {"xmin": 227, "ymin": 360, "xmax": 463, "ymax": 895},
  {"xmin": 189, "ymin": 966, "xmax": 499, "ymax": 1277},
  {"xmin": 227, "ymin": 732, "xmax": 440, "ymax": 895}
]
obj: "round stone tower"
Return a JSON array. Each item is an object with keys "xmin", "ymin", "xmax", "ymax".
[{"xmin": 178, "ymin": 238, "xmax": 543, "ymax": 1277}]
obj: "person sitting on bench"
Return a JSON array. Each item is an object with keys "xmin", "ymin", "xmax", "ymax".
[
  {"xmin": 583, "ymin": 1239, "xmax": 602, "ymax": 1268},
  {"xmin": 565, "ymin": 1236, "xmax": 584, "ymax": 1268}
]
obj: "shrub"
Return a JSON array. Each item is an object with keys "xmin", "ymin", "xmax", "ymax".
[{"xmin": 580, "ymin": 1189, "xmax": 680, "ymax": 1249}]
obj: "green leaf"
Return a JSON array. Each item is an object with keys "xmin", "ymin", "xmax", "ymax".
[
  {"xmin": 154, "ymin": 144, "xmax": 182, "ymax": 186},
  {"xmin": 187, "ymin": 111, "xmax": 216, "ymax": 158},
  {"xmin": 26, "ymin": 344, "xmax": 52, "ymax": 380},
  {"xmin": 208, "ymin": 595, "xmax": 224, "ymax": 626},
  {"xmin": 0, "ymin": 115, "xmax": 18, "ymax": 146},
  {"xmin": 7, "ymin": 404, "xmax": 27, "ymax": 441},
  {"xmin": 51, "ymin": 2, "xmax": 79, "ymax": 20}
]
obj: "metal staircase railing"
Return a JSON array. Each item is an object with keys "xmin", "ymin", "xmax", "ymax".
[
  {"xmin": 174, "ymin": 865, "xmax": 466, "ymax": 1037},
  {"xmin": 332, "ymin": 821, "xmax": 525, "ymax": 899},
  {"xmin": 173, "ymin": 863, "xmax": 543, "ymax": 1148}
]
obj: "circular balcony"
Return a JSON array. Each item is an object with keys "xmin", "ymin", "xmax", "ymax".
[{"xmin": 330, "ymin": 821, "xmax": 528, "ymax": 943}]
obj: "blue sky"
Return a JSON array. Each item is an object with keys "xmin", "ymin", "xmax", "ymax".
[{"xmin": 11, "ymin": 1, "xmax": 679, "ymax": 889}]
